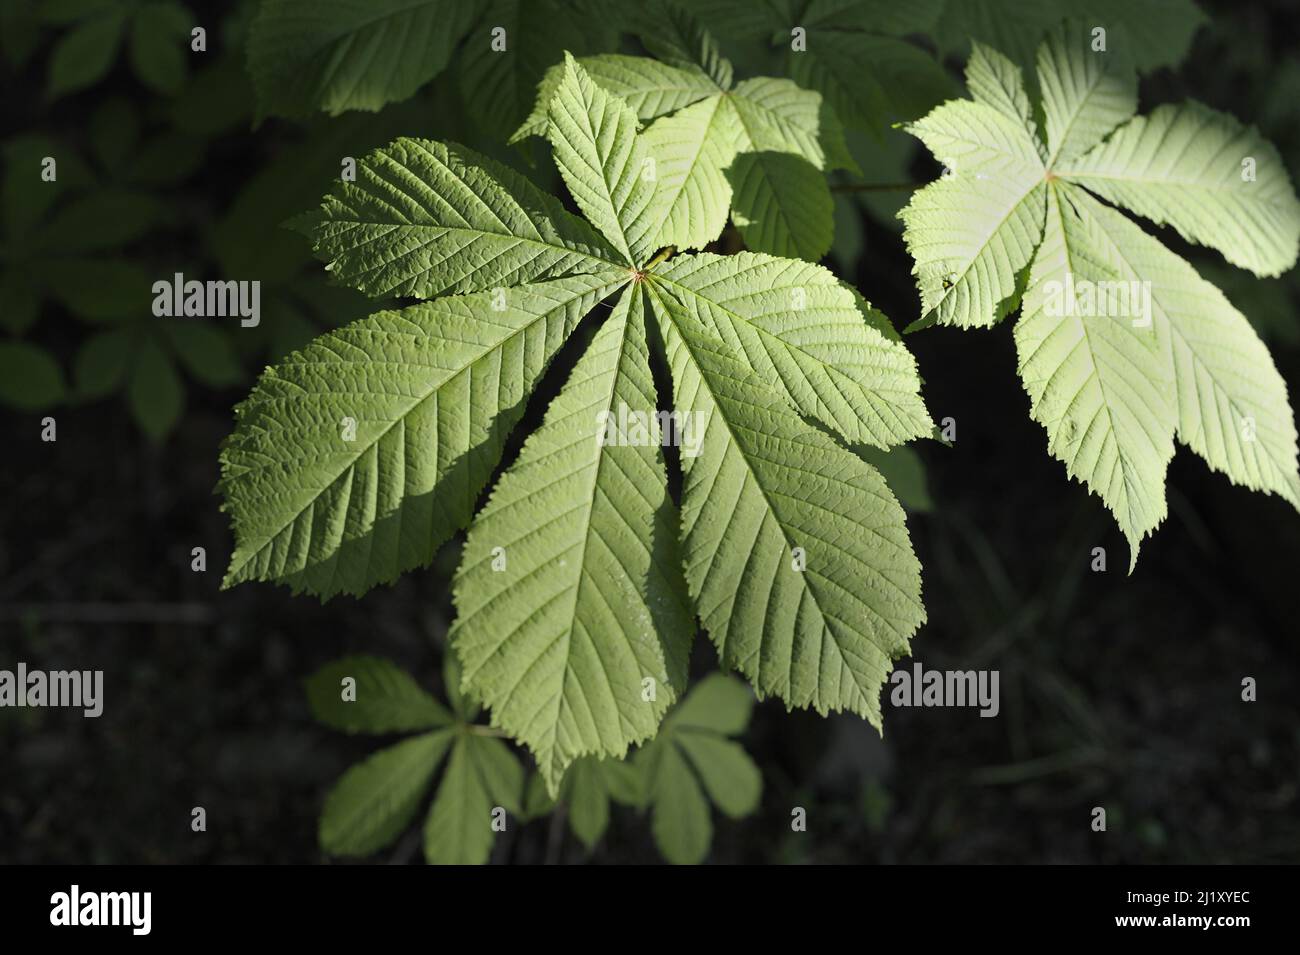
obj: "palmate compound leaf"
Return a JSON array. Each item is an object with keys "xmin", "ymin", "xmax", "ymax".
[
  {"xmin": 318, "ymin": 728, "xmax": 524, "ymax": 864},
  {"xmin": 632, "ymin": 673, "xmax": 761, "ymax": 865},
  {"xmin": 901, "ymin": 22, "xmax": 1300, "ymax": 562},
  {"xmin": 311, "ymin": 657, "xmax": 524, "ymax": 865},
  {"xmin": 515, "ymin": 674, "xmax": 758, "ymax": 861},
  {"xmin": 448, "ymin": 266, "xmax": 929, "ymax": 791},
  {"xmin": 450, "ymin": 288, "xmax": 694, "ymax": 793},
  {"xmin": 225, "ymin": 56, "xmax": 935, "ymax": 792}
]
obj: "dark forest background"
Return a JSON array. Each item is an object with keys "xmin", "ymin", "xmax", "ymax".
[{"xmin": 2, "ymin": 0, "xmax": 1299, "ymax": 864}]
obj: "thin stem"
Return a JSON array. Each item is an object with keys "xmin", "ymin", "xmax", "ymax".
[
  {"xmin": 464, "ymin": 724, "xmax": 508, "ymax": 738},
  {"xmin": 645, "ymin": 245, "xmax": 676, "ymax": 270}
]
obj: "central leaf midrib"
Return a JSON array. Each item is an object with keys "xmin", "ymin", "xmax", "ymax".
[
  {"xmin": 1045, "ymin": 183, "xmax": 1161, "ymax": 531},
  {"xmin": 540, "ymin": 286, "xmax": 643, "ymax": 770},
  {"xmin": 330, "ymin": 217, "xmax": 628, "ymax": 275}
]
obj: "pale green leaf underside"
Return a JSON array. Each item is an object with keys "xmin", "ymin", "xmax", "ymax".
[
  {"xmin": 1061, "ymin": 102, "xmax": 1300, "ymax": 277},
  {"xmin": 547, "ymin": 54, "xmax": 666, "ymax": 266},
  {"xmin": 642, "ymin": 94, "xmax": 741, "ymax": 252},
  {"xmin": 319, "ymin": 729, "xmax": 453, "ymax": 857},
  {"xmin": 451, "ymin": 288, "xmax": 692, "ymax": 793},
  {"xmin": 247, "ymin": 0, "xmax": 476, "ymax": 119},
  {"xmin": 1037, "ymin": 21, "xmax": 1136, "ymax": 166},
  {"xmin": 1069, "ymin": 188, "xmax": 1300, "ymax": 507},
  {"xmin": 906, "ymin": 98, "xmax": 1043, "ymax": 173},
  {"xmin": 728, "ymin": 76, "xmax": 848, "ymax": 174},
  {"xmin": 900, "ymin": 155, "xmax": 1048, "ymax": 329},
  {"xmin": 903, "ymin": 29, "xmax": 1300, "ymax": 556},
  {"xmin": 965, "ymin": 41, "xmax": 1041, "ymax": 152},
  {"xmin": 424, "ymin": 733, "xmax": 523, "ymax": 865},
  {"xmin": 652, "ymin": 252, "xmax": 932, "ymax": 447},
  {"xmin": 643, "ymin": 76, "xmax": 847, "ymax": 260},
  {"xmin": 220, "ymin": 272, "xmax": 625, "ymax": 599},
  {"xmin": 648, "ymin": 285, "xmax": 925, "ymax": 722},
  {"xmin": 298, "ymin": 138, "xmax": 621, "ymax": 299},
  {"xmin": 902, "ymin": 92, "xmax": 1049, "ymax": 329},
  {"xmin": 1015, "ymin": 185, "xmax": 1175, "ymax": 563}
]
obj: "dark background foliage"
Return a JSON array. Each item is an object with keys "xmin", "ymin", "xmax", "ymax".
[{"xmin": 1, "ymin": 0, "xmax": 1298, "ymax": 863}]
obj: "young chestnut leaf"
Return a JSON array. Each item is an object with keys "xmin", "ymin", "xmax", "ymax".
[
  {"xmin": 309, "ymin": 657, "xmax": 523, "ymax": 865},
  {"xmin": 632, "ymin": 674, "xmax": 762, "ymax": 866}
]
